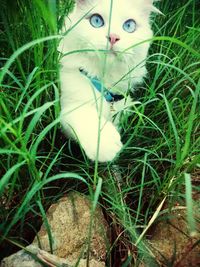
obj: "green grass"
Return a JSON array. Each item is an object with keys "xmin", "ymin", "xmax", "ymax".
[{"xmin": 0, "ymin": 0, "xmax": 200, "ymax": 266}]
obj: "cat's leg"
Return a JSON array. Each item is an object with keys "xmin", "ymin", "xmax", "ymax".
[
  {"xmin": 61, "ymin": 103, "xmax": 123, "ymax": 162},
  {"xmin": 60, "ymin": 71, "xmax": 123, "ymax": 162}
]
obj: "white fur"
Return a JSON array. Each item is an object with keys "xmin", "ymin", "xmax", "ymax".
[{"xmin": 59, "ymin": 0, "xmax": 155, "ymax": 162}]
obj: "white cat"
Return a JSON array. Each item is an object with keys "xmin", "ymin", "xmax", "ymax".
[{"xmin": 58, "ymin": 0, "xmax": 158, "ymax": 162}]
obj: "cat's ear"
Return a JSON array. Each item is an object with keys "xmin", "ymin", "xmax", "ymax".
[
  {"xmin": 76, "ymin": 0, "xmax": 94, "ymax": 8},
  {"xmin": 76, "ymin": 0, "xmax": 86, "ymax": 5},
  {"xmin": 144, "ymin": 0, "xmax": 162, "ymax": 15},
  {"xmin": 76, "ymin": 0, "xmax": 86, "ymax": 7}
]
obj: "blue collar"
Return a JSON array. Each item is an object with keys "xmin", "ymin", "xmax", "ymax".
[{"xmin": 80, "ymin": 69, "xmax": 124, "ymax": 103}]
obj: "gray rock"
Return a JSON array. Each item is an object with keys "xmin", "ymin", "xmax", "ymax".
[
  {"xmin": 0, "ymin": 244, "xmax": 105, "ymax": 267},
  {"xmin": 1, "ymin": 245, "xmax": 44, "ymax": 267}
]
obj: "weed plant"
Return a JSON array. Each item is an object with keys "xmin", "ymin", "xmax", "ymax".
[{"xmin": 0, "ymin": 0, "xmax": 199, "ymax": 266}]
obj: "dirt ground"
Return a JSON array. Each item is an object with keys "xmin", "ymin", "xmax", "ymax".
[{"xmin": 148, "ymin": 171, "xmax": 200, "ymax": 267}]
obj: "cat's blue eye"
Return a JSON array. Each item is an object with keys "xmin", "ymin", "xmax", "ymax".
[
  {"xmin": 90, "ymin": 14, "xmax": 104, "ymax": 28},
  {"xmin": 123, "ymin": 19, "xmax": 136, "ymax": 33}
]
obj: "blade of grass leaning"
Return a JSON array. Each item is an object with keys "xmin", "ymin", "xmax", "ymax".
[
  {"xmin": 135, "ymin": 196, "xmax": 167, "ymax": 246},
  {"xmin": 92, "ymin": 177, "xmax": 103, "ymax": 212},
  {"xmin": 30, "ymin": 118, "xmax": 60, "ymax": 161},
  {"xmin": 184, "ymin": 173, "xmax": 196, "ymax": 236},
  {"xmin": 42, "ymin": 145, "xmax": 65, "ymax": 180},
  {"xmin": 135, "ymin": 154, "xmax": 147, "ymax": 224},
  {"xmin": 181, "ymin": 80, "xmax": 200, "ymax": 162},
  {"xmin": 15, "ymin": 67, "xmax": 39, "ymax": 112},
  {"xmin": 37, "ymin": 200, "xmax": 54, "ymax": 254},
  {"xmin": 24, "ymin": 101, "xmax": 57, "ymax": 145},
  {"xmin": 162, "ymin": 93, "xmax": 181, "ymax": 166},
  {"xmin": 0, "ymin": 160, "xmax": 26, "ymax": 197}
]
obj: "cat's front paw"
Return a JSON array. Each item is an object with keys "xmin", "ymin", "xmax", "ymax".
[
  {"xmin": 98, "ymin": 123, "xmax": 123, "ymax": 162},
  {"xmin": 83, "ymin": 123, "xmax": 123, "ymax": 162}
]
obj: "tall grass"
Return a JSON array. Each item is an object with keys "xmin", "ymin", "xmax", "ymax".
[{"xmin": 0, "ymin": 0, "xmax": 199, "ymax": 266}]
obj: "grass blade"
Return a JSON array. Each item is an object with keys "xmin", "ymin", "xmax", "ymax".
[{"xmin": 184, "ymin": 173, "xmax": 196, "ymax": 236}]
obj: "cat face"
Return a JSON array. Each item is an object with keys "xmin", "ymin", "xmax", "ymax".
[{"xmin": 61, "ymin": 0, "xmax": 156, "ymax": 55}]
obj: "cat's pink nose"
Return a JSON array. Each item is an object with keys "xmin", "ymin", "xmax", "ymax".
[{"xmin": 108, "ymin": 33, "xmax": 120, "ymax": 46}]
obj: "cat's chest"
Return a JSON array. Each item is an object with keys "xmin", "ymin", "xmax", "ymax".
[{"xmin": 84, "ymin": 57, "xmax": 132, "ymax": 92}]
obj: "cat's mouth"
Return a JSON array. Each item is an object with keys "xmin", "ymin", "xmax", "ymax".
[
  {"xmin": 108, "ymin": 47, "xmax": 120, "ymax": 55},
  {"xmin": 108, "ymin": 47, "xmax": 124, "ymax": 60},
  {"xmin": 109, "ymin": 48, "xmax": 117, "ymax": 54}
]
